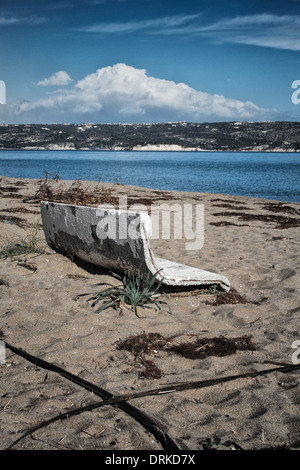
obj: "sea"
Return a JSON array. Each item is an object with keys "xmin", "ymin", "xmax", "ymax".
[{"xmin": 0, "ymin": 150, "xmax": 299, "ymax": 203}]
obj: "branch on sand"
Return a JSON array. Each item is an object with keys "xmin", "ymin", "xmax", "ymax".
[{"xmin": 5, "ymin": 342, "xmax": 300, "ymax": 450}]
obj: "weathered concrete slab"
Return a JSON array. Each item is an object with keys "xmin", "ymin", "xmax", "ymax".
[{"xmin": 40, "ymin": 201, "xmax": 230, "ymax": 291}]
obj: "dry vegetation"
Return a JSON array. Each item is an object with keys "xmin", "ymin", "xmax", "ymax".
[{"xmin": 23, "ymin": 171, "xmax": 117, "ymax": 206}]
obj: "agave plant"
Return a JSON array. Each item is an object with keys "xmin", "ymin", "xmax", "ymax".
[{"xmin": 86, "ymin": 270, "xmax": 172, "ymax": 317}]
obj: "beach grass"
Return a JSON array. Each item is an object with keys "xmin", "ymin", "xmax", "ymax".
[{"xmin": 0, "ymin": 224, "xmax": 45, "ymax": 259}]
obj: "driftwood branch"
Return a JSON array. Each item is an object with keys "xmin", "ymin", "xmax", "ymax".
[
  {"xmin": 5, "ymin": 342, "xmax": 300, "ymax": 450},
  {"xmin": 5, "ymin": 342, "xmax": 179, "ymax": 451}
]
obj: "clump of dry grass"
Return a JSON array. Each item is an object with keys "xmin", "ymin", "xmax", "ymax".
[
  {"xmin": 24, "ymin": 171, "xmax": 117, "ymax": 206},
  {"xmin": 0, "ymin": 224, "xmax": 45, "ymax": 259}
]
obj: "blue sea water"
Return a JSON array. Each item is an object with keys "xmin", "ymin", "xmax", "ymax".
[{"xmin": 0, "ymin": 150, "xmax": 299, "ymax": 203}]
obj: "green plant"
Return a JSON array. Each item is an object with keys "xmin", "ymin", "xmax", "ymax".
[
  {"xmin": 86, "ymin": 270, "xmax": 172, "ymax": 318},
  {"xmin": 0, "ymin": 224, "xmax": 45, "ymax": 259}
]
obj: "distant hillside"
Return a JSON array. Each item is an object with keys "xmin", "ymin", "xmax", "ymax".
[{"xmin": 0, "ymin": 121, "xmax": 299, "ymax": 152}]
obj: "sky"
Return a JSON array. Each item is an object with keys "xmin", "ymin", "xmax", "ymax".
[{"xmin": 0, "ymin": 0, "xmax": 300, "ymax": 124}]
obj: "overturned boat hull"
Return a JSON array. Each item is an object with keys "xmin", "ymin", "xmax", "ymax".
[{"xmin": 40, "ymin": 201, "xmax": 230, "ymax": 291}]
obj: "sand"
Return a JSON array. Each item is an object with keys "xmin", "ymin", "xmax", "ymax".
[{"xmin": 0, "ymin": 175, "xmax": 299, "ymax": 451}]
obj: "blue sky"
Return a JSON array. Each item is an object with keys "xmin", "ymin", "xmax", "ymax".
[{"xmin": 0, "ymin": 0, "xmax": 300, "ymax": 124}]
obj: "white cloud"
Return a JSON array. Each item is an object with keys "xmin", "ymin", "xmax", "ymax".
[
  {"xmin": 0, "ymin": 17, "xmax": 21, "ymax": 25},
  {"xmin": 79, "ymin": 14, "xmax": 200, "ymax": 33},
  {"xmin": 0, "ymin": 15, "xmax": 46, "ymax": 26},
  {"xmin": 156, "ymin": 13, "xmax": 300, "ymax": 51},
  {"xmin": 37, "ymin": 71, "xmax": 72, "ymax": 86},
  {"xmin": 77, "ymin": 12, "xmax": 300, "ymax": 51},
  {"xmin": 1, "ymin": 64, "xmax": 276, "ymax": 124}
]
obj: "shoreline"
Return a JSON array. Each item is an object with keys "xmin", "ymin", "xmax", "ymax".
[
  {"xmin": 0, "ymin": 176, "xmax": 299, "ymax": 450},
  {"xmin": 0, "ymin": 147, "xmax": 299, "ymax": 152},
  {"xmin": 0, "ymin": 173, "xmax": 299, "ymax": 205}
]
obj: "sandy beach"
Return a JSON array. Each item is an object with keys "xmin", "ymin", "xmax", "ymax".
[{"xmin": 0, "ymin": 174, "xmax": 299, "ymax": 451}]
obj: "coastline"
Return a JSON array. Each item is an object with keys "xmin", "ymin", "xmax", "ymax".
[
  {"xmin": 0, "ymin": 175, "xmax": 299, "ymax": 450},
  {"xmin": 1, "ymin": 121, "xmax": 299, "ymax": 152},
  {"xmin": 1, "ymin": 145, "xmax": 299, "ymax": 152}
]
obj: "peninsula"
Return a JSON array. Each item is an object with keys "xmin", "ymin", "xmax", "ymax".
[{"xmin": 0, "ymin": 121, "xmax": 299, "ymax": 152}]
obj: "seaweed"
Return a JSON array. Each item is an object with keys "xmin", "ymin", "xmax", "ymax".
[
  {"xmin": 212, "ymin": 211, "xmax": 300, "ymax": 229},
  {"xmin": 0, "ymin": 186, "xmax": 20, "ymax": 193},
  {"xmin": 204, "ymin": 287, "xmax": 249, "ymax": 305},
  {"xmin": 138, "ymin": 359, "xmax": 164, "ymax": 379},
  {"xmin": 17, "ymin": 261, "xmax": 37, "ymax": 272},
  {"xmin": 1, "ymin": 206, "xmax": 39, "ymax": 214},
  {"xmin": 210, "ymin": 221, "xmax": 248, "ymax": 227},
  {"xmin": 117, "ymin": 331, "xmax": 257, "ymax": 362},
  {"xmin": 0, "ymin": 214, "xmax": 28, "ymax": 228},
  {"xmin": 167, "ymin": 335, "xmax": 256, "ymax": 360},
  {"xmin": 210, "ymin": 198, "xmax": 244, "ymax": 204},
  {"xmin": 116, "ymin": 332, "xmax": 168, "ymax": 358},
  {"xmin": 261, "ymin": 202, "xmax": 300, "ymax": 215},
  {"xmin": 211, "ymin": 203, "xmax": 248, "ymax": 210}
]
